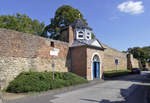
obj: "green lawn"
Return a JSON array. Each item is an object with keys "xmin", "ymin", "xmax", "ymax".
[
  {"xmin": 6, "ymin": 72, "xmax": 88, "ymax": 93},
  {"xmin": 104, "ymin": 70, "xmax": 131, "ymax": 78}
]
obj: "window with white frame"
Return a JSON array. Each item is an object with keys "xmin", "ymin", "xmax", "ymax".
[
  {"xmin": 86, "ymin": 32, "xmax": 91, "ymax": 40},
  {"xmin": 78, "ymin": 31, "xmax": 84, "ymax": 39},
  {"xmin": 87, "ymin": 32, "xmax": 90, "ymax": 35}
]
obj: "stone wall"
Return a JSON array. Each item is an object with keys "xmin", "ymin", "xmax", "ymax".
[
  {"xmin": 0, "ymin": 91, "xmax": 2, "ymax": 103},
  {"xmin": 102, "ymin": 43, "xmax": 127, "ymax": 71},
  {"xmin": 131, "ymin": 58, "xmax": 139, "ymax": 68},
  {"xmin": 0, "ymin": 28, "xmax": 70, "ymax": 89},
  {"xmin": 127, "ymin": 54, "xmax": 140, "ymax": 69}
]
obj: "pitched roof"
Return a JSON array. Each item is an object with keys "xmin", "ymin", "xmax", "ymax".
[
  {"xmin": 70, "ymin": 39, "xmax": 105, "ymax": 50},
  {"xmin": 71, "ymin": 18, "xmax": 92, "ymax": 30}
]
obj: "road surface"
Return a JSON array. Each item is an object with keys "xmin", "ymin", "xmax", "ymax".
[{"xmin": 6, "ymin": 74, "xmax": 150, "ymax": 103}]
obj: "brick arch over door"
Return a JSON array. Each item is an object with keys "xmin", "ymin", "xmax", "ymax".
[{"xmin": 91, "ymin": 53, "xmax": 102, "ymax": 80}]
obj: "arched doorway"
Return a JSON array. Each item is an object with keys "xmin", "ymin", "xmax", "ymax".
[{"xmin": 92, "ymin": 55, "xmax": 100, "ymax": 78}]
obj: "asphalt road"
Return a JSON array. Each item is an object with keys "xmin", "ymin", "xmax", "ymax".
[
  {"xmin": 6, "ymin": 74, "xmax": 150, "ymax": 103},
  {"xmin": 122, "ymin": 85, "xmax": 148, "ymax": 103}
]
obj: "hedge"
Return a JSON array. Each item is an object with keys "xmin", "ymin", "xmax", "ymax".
[
  {"xmin": 6, "ymin": 72, "xmax": 88, "ymax": 93},
  {"xmin": 104, "ymin": 70, "xmax": 131, "ymax": 78}
]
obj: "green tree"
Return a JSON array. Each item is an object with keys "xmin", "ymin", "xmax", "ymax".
[
  {"xmin": 91, "ymin": 33, "xmax": 95, "ymax": 39},
  {"xmin": 0, "ymin": 13, "xmax": 45, "ymax": 36},
  {"xmin": 43, "ymin": 5, "xmax": 89, "ymax": 39}
]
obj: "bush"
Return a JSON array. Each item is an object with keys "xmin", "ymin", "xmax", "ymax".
[
  {"xmin": 6, "ymin": 72, "xmax": 88, "ymax": 93},
  {"xmin": 104, "ymin": 70, "xmax": 131, "ymax": 78}
]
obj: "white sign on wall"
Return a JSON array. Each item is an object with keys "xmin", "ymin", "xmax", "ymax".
[{"xmin": 50, "ymin": 48, "xmax": 60, "ymax": 56}]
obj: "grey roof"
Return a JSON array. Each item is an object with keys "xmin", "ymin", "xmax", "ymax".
[
  {"xmin": 71, "ymin": 18, "xmax": 92, "ymax": 30},
  {"xmin": 70, "ymin": 39, "xmax": 105, "ymax": 50}
]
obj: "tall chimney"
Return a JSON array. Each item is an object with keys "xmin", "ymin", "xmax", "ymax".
[
  {"xmin": 68, "ymin": 26, "xmax": 74, "ymax": 45},
  {"xmin": 60, "ymin": 26, "xmax": 74, "ymax": 45}
]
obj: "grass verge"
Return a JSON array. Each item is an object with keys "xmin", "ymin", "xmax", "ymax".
[
  {"xmin": 6, "ymin": 72, "xmax": 88, "ymax": 93},
  {"xmin": 104, "ymin": 70, "xmax": 131, "ymax": 78}
]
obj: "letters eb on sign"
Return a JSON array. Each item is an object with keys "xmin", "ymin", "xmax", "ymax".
[{"xmin": 50, "ymin": 48, "xmax": 60, "ymax": 56}]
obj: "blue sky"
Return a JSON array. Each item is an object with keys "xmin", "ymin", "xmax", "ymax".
[{"xmin": 0, "ymin": 0, "xmax": 150, "ymax": 51}]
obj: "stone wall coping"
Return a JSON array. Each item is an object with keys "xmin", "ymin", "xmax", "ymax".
[
  {"xmin": 101, "ymin": 43, "xmax": 127, "ymax": 55},
  {"xmin": 104, "ymin": 54, "xmax": 126, "ymax": 58}
]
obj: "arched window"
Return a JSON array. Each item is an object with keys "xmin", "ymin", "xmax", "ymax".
[
  {"xmin": 78, "ymin": 31, "xmax": 84, "ymax": 38},
  {"xmin": 93, "ymin": 55, "xmax": 100, "ymax": 62},
  {"xmin": 86, "ymin": 32, "xmax": 91, "ymax": 40},
  {"xmin": 79, "ymin": 31, "xmax": 83, "ymax": 34},
  {"xmin": 87, "ymin": 32, "xmax": 90, "ymax": 35}
]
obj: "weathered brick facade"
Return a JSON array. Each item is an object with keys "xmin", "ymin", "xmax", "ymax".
[{"xmin": 71, "ymin": 46, "xmax": 87, "ymax": 78}]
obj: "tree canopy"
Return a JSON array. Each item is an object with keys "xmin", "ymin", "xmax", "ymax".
[
  {"xmin": 0, "ymin": 5, "xmax": 95, "ymax": 39},
  {"xmin": 0, "ymin": 13, "xmax": 45, "ymax": 36},
  {"xmin": 43, "ymin": 5, "xmax": 88, "ymax": 39}
]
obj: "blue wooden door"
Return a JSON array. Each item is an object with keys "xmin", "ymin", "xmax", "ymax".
[
  {"xmin": 93, "ymin": 62, "xmax": 100, "ymax": 78},
  {"xmin": 96, "ymin": 62, "xmax": 99, "ymax": 78}
]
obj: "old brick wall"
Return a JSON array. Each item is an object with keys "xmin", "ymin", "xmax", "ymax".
[
  {"xmin": 71, "ymin": 46, "xmax": 87, "ymax": 78},
  {"xmin": 102, "ymin": 43, "xmax": 127, "ymax": 71},
  {"xmin": 0, "ymin": 28, "xmax": 70, "ymax": 89}
]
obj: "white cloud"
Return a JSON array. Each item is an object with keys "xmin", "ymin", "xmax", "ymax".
[{"xmin": 117, "ymin": 1, "xmax": 144, "ymax": 15}]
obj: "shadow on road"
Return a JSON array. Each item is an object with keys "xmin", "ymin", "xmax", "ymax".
[
  {"xmin": 81, "ymin": 99, "xmax": 122, "ymax": 103},
  {"xmin": 80, "ymin": 84, "xmax": 149, "ymax": 103}
]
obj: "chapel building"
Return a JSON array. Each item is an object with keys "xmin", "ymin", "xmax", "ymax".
[{"xmin": 60, "ymin": 18, "xmax": 105, "ymax": 80}]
